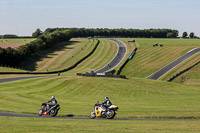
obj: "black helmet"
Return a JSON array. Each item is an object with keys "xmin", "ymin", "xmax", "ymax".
[{"xmin": 51, "ymin": 96, "xmax": 55, "ymax": 99}]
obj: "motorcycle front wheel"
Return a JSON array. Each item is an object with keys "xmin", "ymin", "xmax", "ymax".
[
  {"xmin": 38, "ymin": 109, "xmax": 43, "ymax": 116},
  {"xmin": 106, "ymin": 110, "xmax": 116, "ymax": 119},
  {"xmin": 90, "ymin": 112, "xmax": 96, "ymax": 119}
]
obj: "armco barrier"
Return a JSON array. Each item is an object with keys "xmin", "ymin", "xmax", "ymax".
[
  {"xmin": 0, "ymin": 39, "xmax": 100, "ymax": 75},
  {"xmin": 117, "ymin": 48, "xmax": 137, "ymax": 75},
  {"xmin": 167, "ymin": 60, "xmax": 200, "ymax": 82}
]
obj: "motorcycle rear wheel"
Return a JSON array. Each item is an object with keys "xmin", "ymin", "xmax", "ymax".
[
  {"xmin": 106, "ymin": 110, "xmax": 116, "ymax": 119},
  {"xmin": 50, "ymin": 109, "xmax": 58, "ymax": 117}
]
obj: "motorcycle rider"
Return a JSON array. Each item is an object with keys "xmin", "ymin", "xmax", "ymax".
[
  {"xmin": 46, "ymin": 96, "xmax": 57, "ymax": 110},
  {"xmin": 102, "ymin": 97, "xmax": 112, "ymax": 111}
]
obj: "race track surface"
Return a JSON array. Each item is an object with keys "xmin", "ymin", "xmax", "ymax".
[
  {"xmin": 147, "ymin": 48, "xmax": 200, "ymax": 80},
  {"xmin": 95, "ymin": 39, "xmax": 127, "ymax": 73},
  {"xmin": 0, "ymin": 112, "xmax": 199, "ymax": 121},
  {"xmin": 0, "ymin": 76, "xmax": 45, "ymax": 83}
]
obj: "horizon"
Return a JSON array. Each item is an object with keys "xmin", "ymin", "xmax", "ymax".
[{"xmin": 0, "ymin": 0, "xmax": 200, "ymax": 37}]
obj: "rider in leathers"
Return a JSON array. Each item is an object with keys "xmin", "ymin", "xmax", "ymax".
[
  {"xmin": 46, "ymin": 96, "xmax": 57, "ymax": 110},
  {"xmin": 102, "ymin": 97, "xmax": 112, "ymax": 111}
]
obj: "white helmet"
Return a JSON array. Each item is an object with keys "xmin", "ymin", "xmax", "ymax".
[
  {"xmin": 104, "ymin": 97, "xmax": 109, "ymax": 101},
  {"xmin": 51, "ymin": 96, "xmax": 55, "ymax": 99}
]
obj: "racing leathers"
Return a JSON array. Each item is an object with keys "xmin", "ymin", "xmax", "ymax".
[
  {"xmin": 46, "ymin": 98, "xmax": 57, "ymax": 110},
  {"xmin": 102, "ymin": 100, "xmax": 112, "ymax": 111}
]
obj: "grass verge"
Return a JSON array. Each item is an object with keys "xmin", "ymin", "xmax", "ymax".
[{"xmin": 1, "ymin": 116, "xmax": 200, "ymax": 133}]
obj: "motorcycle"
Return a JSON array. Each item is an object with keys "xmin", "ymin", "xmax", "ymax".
[
  {"xmin": 38, "ymin": 103, "xmax": 60, "ymax": 117},
  {"xmin": 90, "ymin": 103, "xmax": 118, "ymax": 119}
]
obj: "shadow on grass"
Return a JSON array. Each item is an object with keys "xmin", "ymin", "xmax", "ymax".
[{"xmin": 19, "ymin": 41, "xmax": 80, "ymax": 71}]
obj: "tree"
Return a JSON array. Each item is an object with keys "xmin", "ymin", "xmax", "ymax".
[
  {"xmin": 189, "ymin": 32, "xmax": 194, "ymax": 38},
  {"xmin": 32, "ymin": 28, "xmax": 43, "ymax": 38},
  {"xmin": 167, "ymin": 32, "xmax": 175, "ymax": 38},
  {"xmin": 4, "ymin": 34, "xmax": 18, "ymax": 38},
  {"xmin": 182, "ymin": 32, "xmax": 188, "ymax": 38}
]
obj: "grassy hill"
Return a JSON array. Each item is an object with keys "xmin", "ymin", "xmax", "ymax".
[
  {"xmin": 0, "ymin": 38, "xmax": 118, "ymax": 74},
  {"xmin": 119, "ymin": 38, "xmax": 200, "ymax": 81},
  {"xmin": 0, "ymin": 75, "xmax": 200, "ymax": 119},
  {"xmin": 65, "ymin": 38, "xmax": 118, "ymax": 74},
  {"xmin": 0, "ymin": 67, "xmax": 27, "ymax": 73},
  {"xmin": 35, "ymin": 38, "xmax": 97, "ymax": 72},
  {"xmin": 171, "ymin": 62, "xmax": 200, "ymax": 85},
  {"xmin": 1, "ymin": 38, "xmax": 200, "ymax": 132},
  {"xmin": 160, "ymin": 52, "xmax": 200, "ymax": 84}
]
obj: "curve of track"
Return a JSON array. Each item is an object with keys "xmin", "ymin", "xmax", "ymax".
[
  {"xmin": 147, "ymin": 48, "xmax": 200, "ymax": 80},
  {"xmin": 95, "ymin": 39, "xmax": 127, "ymax": 73},
  {"xmin": 0, "ymin": 39, "xmax": 126, "ymax": 83},
  {"xmin": 0, "ymin": 112, "xmax": 199, "ymax": 121}
]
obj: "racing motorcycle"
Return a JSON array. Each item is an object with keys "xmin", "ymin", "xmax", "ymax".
[
  {"xmin": 38, "ymin": 103, "xmax": 60, "ymax": 117},
  {"xmin": 90, "ymin": 102, "xmax": 118, "ymax": 119}
]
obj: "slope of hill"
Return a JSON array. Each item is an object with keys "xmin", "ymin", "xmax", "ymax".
[
  {"xmin": 120, "ymin": 38, "xmax": 200, "ymax": 80},
  {"xmin": 35, "ymin": 38, "xmax": 96, "ymax": 72},
  {"xmin": 65, "ymin": 38, "xmax": 118, "ymax": 74},
  {"xmin": 0, "ymin": 75, "xmax": 200, "ymax": 119}
]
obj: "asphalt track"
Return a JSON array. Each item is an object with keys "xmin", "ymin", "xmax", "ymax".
[
  {"xmin": 95, "ymin": 39, "xmax": 127, "ymax": 73},
  {"xmin": 0, "ymin": 76, "xmax": 45, "ymax": 83},
  {"xmin": 0, "ymin": 39, "xmax": 126, "ymax": 83},
  {"xmin": 0, "ymin": 74, "xmax": 75, "ymax": 83},
  {"xmin": 0, "ymin": 112, "xmax": 199, "ymax": 121},
  {"xmin": 147, "ymin": 48, "xmax": 200, "ymax": 80}
]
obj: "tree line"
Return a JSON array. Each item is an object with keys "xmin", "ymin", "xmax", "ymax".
[
  {"xmin": 182, "ymin": 32, "xmax": 198, "ymax": 38},
  {"xmin": 0, "ymin": 30, "xmax": 72, "ymax": 67},
  {"xmin": 0, "ymin": 27, "xmax": 197, "ymax": 69},
  {"xmin": 43, "ymin": 28, "xmax": 179, "ymax": 38}
]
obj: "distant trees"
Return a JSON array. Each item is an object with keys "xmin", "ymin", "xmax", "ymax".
[
  {"xmin": 167, "ymin": 32, "xmax": 176, "ymax": 38},
  {"xmin": 189, "ymin": 32, "xmax": 194, "ymax": 38},
  {"xmin": 182, "ymin": 32, "xmax": 197, "ymax": 39},
  {"xmin": 0, "ymin": 29, "xmax": 72, "ymax": 67},
  {"xmin": 182, "ymin": 32, "xmax": 188, "ymax": 38},
  {"xmin": 43, "ymin": 28, "xmax": 179, "ymax": 38},
  {"xmin": 32, "ymin": 28, "xmax": 43, "ymax": 38},
  {"xmin": 3, "ymin": 34, "xmax": 18, "ymax": 38}
]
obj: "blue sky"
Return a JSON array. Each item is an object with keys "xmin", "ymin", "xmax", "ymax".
[{"xmin": 0, "ymin": 0, "xmax": 200, "ymax": 36}]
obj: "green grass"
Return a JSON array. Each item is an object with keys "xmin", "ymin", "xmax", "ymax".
[
  {"xmin": 65, "ymin": 38, "xmax": 118, "ymax": 74},
  {"xmin": 0, "ymin": 67, "xmax": 27, "ymax": 72},
  {"xmin": 0, "ymin": 38, "xmax": 118, "ymax": 73},
  {"xmin": 0, "ymin": 76, "xmax": 200, "ymax": 119},
  {"xmin": 35, "ymin": 38, "xmax": 97, "ymax": 72},
  {"xmin": 1, "ymin": 38, "xmax": 200, "ymax": 132},
  {"xmin": 1, "ymin": 116, "xmax": 200, "ymax": 133},
  {"xmin": 35, "ymin": 38, "xmax": 118, "ymax": 73},
  {"xmin": 0, "ymin": 38, "xmax": 35, "ymax": 44},
  {"xmin": 161, "ymin": 53, "xmax": 200, "ymax": 83},
  {"xmin": 120, "ymin": 38, "xmax": 200, "ymax": 79},
  {"xmin": 172, "ymin": 63, "xmax": 200, "ymax": 85}
]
